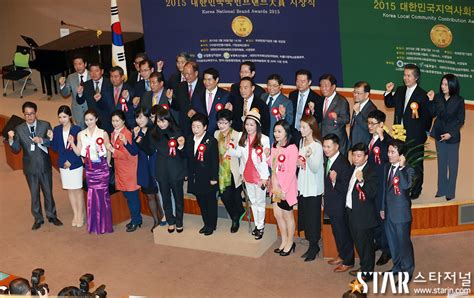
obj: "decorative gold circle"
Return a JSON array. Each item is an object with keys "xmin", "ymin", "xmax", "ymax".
[
  {"xmin": 231, "ymin": 16, "xmax": 253, "ymax": 38},
  {"xmin": 430, "ymin": 24, "xmax": 452, "ymax": 48}
]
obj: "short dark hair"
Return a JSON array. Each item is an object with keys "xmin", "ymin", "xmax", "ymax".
[
  {"xmin": 323, "ymin": 133, "xmax": 339, "ymax": 145},
  {"xmin": 135, "ymin": 106, "xmax": 150, "ymax": 119},
  {"xmin": 404, "ymin": 63, "xmax": 421, "ymax": 81},
  {"xmin": 190, "ymin": 112, "xmax": 208, "ymax": 127},
  {"xmin": 149, "ymin": 71, "xmax": 164, "ymax": 82},
  {"xmin": 272, "ymin": 119, "xmax": 295, "ymax": 148},
  {"xmin": 388, "ymin": 139, "xmax": 407, "ymax": 156},
  {"xmin": 110, "ymin": 66, "xmax": 124, "ymax": 76},
  {"xmin": 134, "ymin": 52, "xmax": 148, "ymax": 61},
  {"xmin": 185, "ymin": 61, "xmax": 199, "ymax": 72},
  {"xmin": 58, "ymin": 286, "xmax": 81, "ymax": 297},
  {"xmin": 350, "ymin": 142, "xmax": 368, "ymax": 155},
  {"xmin": 72, "ymin": 54, "xmax": 86, "ymax": 64},
  {"xmin": 139, "ymin": 59, "xmax": 154, "ymax": 70},
  {"xmin": 240, "ymin": 76, "xmax": 255, "ymax": 87},
  {"xmin": 88, "ymin": 62, "xmax": 102, "ymax": 70},
  {"xmin": 440, "ymin": 73, "xmax": 460, "ymax": 96},
  {"xmin": 367, "ymin": 110, "xmax": 386, "ymax": 123},
  {"xmin": 295, "ymin": 69, "xmax": 312, "ymax": 81},
  {"xmin": 319, "ymin": 73, "xmax": 337, "ymax": 86},
  {"xmin": 203, "ymin": 68, "xmax": 219, "ymax": 80},
  {"xmin": 267, "ymin": 73, "xmax": 283, "ymax": 85},
  {"xmin": 354, "ymin": 81, "xmax": 371, "ymax": 93},
  {"xmin": 57, "ymin": 105, "xmax": 72, "ymax": 117},
  {"xmin": 176, "ymin": 52, "xmax": 190, "ymax": 61},
  {"xmin": 216, "ymin": 109, "xmax": 233, "ymax": 122},
  {"xmin": 240, "ymin": 61, "xmax": 256, "ymax": 73},
  {"xmin": 22, "ymin": 101, "xmax": 37, "ymax": 112},
  {"xmin": 111, "ymin": 110, "xmax": 126, "ymax": 122},
  {"xmin": 9, "ymin": 278, "xmax": 30, "ymax": 295}
]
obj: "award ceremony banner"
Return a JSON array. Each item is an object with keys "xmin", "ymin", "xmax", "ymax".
[{"xmin": 141, "ymin": 0, "xmax": 343, "ymax": 85}]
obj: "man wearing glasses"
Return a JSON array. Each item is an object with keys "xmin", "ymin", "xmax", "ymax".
[
  {"xmin": 349, "ymin": 81, "xmax": 377, "ymax": 148},
  {"xmin": 7, "ymin": 102, "xmax": 63, "ymax": 230}
]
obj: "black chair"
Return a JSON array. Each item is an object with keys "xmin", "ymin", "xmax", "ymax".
[{"xmin": 3, "ymin": 46, "xmax": 37, "ymax": 98}]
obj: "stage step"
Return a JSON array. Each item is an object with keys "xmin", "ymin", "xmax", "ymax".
[{"xmin": 153, "ymin": 214, "xmax": 277, "ymax": 258}]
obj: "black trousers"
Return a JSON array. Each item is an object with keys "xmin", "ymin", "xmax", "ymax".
[
  {"xmin": 195, "ymin": 191, "xmax": 218, "ymax": 230},
  {"xmin": 298, "ymin": 195, "xmax": 322, "ymax": 246},
  {"xmin": 220, "ymin": 177, "xmax": 245, "ymax": 221},
  {"xmin": 158, "ymin": 178, "xmax": 184, "ymax": 228},
  {"xmin": 25, "ymin": 171, "xmax": 57, "ymax": 222},
  {"xmin": 330, "ymin": 212, "xmax": 355, "ymax": 266},
  {"xmin": 347, "ymin": 208, "xmax": 375, "ymax": 273}
]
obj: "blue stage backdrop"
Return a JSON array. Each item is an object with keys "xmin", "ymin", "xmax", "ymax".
[{"xmin": 141, "ymin": 0, "xmax": 343, "ymax": 85}]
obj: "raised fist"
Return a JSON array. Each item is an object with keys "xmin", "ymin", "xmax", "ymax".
[
  {"xmin": 427, "ymin": 90, "xmax": 435, "ymax": 101},
  {"xmin": 58, "ymin": 76, "xmax": 66, "ymax": 86},
  {"xmin": 385, "ymin": 82, "xmax": 395, "ymax": 93}
]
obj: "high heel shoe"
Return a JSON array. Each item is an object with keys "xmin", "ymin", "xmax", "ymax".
[
  {"xmin": 304, "ymin": 249, "xmax": 320, "ymax": 262},
  {"xmin": 274, "ymin": 247, "xmax": 284, "ymax": 254},
  {"xmin": 126, "ymin": 223, "xmax": 142, "ymax": 232},
  {"xmin": 151, "ymin": 221, "xmax": 160, "ymax": 233},
  {"xmin": 280, "ymin": 243, "xmax": 296, "ymax": 256},
  {"xmin": 168, "ymin": 226, "xmax": 176, "ymax": 233}
]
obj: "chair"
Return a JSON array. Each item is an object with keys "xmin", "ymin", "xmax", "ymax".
[{"xmin": 3, "ymin": 46, "xmax": 37, "ymax": 98}]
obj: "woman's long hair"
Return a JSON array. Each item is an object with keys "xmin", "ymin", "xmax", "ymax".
[{"xmin": 238, "ymin": 118, "xmax": 263, "ymax": 148}]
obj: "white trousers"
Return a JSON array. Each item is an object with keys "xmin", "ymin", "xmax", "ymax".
[{"xmin": 245, "ymin": 183, "xmax": 266, "ymax": 229}]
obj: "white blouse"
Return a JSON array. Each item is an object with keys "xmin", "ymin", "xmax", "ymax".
[
  {"xmin": 297, "ymin": 140, "xmax": 324, "ymax": 197},
  {"xmin": 79, "ymin": 127, "xmax": 107, "ymax": 161}
]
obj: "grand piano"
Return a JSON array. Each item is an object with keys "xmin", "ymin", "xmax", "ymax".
[{"xmin": 31, "ymin": 30, "xmax": 144, "ymax": 98}]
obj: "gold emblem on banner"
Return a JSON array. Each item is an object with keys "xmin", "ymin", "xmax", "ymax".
[
  {"xmin": 430, "ymin": 24, "xmax": 452, "ymax": 48},
  {"xmin": 232, "ymin": 16, "xmax": 253, "ymax": 38}
]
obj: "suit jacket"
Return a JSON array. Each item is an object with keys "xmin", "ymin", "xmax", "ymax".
[
  {"xmin": 349, "ymin": 99, "xmax": 377, "ymax": 147},
  {"xmin": 323, "ymin": 153, "xmax": 352, "ymax": 218},
  {"xmin": 367, "ymin": 132, "xmax": 392, "ymax": 210},
  {"xmin": 140, "ymin": 89, "xmax": 170, "ymax": 110},
  {"xmin": 133, "ymin": 79, "xmax": 148, "ymax": 100},
  {"xmin": 381, "ymin": 165, "xmax": 415, "ymax": 223},
  {"xmin": 384, "ymin": 85, "xmax": 432, "ymax": 144},
  {"xmin": 429, "ymin": 93, "xmax": 465, "ymax": 144},
  {"xmin": 60, "ymin": 71, "xmax": 90, "ymax": 127},
  {"xmin": 111, "ymin": 83, "xmax": 135, "ymax": 129},
  {"xmin": 288, "ymin": 89, "xmax": 323, "ymax": 127},
  {"xmin": 321, "ymin": 93, "xmax": 350, "ymax": 154},
  {"xmin": 50, "ymin": 124, "xmax": 83, "ymax": 170},
  {"xmin": 348, "ymin": 164, "xmax": 378, "ymax": 229},
  {"xmin": 127, "ymin": 70, "xmax": 140, "ymax": 88},
  {"xmin": 171, "ymin": 79, "xmax": 206, "ymax": 135},
  {"xmin": 230, "ymin": 82, "xmax": 265, "ymax": 106},
  {"xmin": 231, "ymin": 95, "xmax": 270, "ymax": 135},
  {"xmin": 76, "ymin": 78, "xmax": 114, "ymax": 133},
  {"xmin": 10, "ymin": 120, "xmax": 52, "ymax": 175},
  {"xmin": 193, "ymin": 87, "xmax": 232, "ymax": 133},
  {"xmin": 167, "ymin": 71, "xmax": 182, "ymax": 92},
  {"xmin": 185, "ymin": 132, "xmax": 219, "ymax": 195},
  {"xmin": 261, "ymin": 92, "xmax": 294, "ymax": 144}
]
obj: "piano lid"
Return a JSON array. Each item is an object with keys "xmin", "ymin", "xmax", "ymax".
[{"xmin": 35, "ymin": 30, "xmax": 143, "ymax": 51}]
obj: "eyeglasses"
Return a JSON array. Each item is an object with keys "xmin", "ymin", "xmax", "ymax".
[
  {"xmin": 217, "ymin": 121, "xmax": 230, "ymax": 126},
  {"xmin": 367, "ymin": 121, "xmax": 379, "ymax": 126},
  {"xmin": 24, "ymin": 112, "xmax": 36, "ymax": 117}
]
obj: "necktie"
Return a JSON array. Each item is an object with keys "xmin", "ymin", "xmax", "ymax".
[
  {"xmin": 323, "ymin": 97, "xmax": 330, "ymax": 116},
  {"xmin": 30, "ymin": 125, "xmax": 36, "ymax": 138},
  {"xmin": 79, "ymin": 75, "xmax": 84, "ymax": 86},
  {"xmin": 188, "ymin": 84, "xmax": 193, "ymax": 99},
  {"xmin": 114, "ymin": 87, "xmax": 120, "ymax": 105},
  {"xmin": 94, "ymin": 81, "xmax": 100, "ymax": 94},
  {"xmin": 207, "ymin": 92, "xmax": 213, "ymax": 115},
  {"xmin": 243, "ymin": 98, "xmax": 249, "ymax": 116},
  {"xmin": 267, "ymin": 96, "xmax": 274, "ymax": 108},
  {"xmin": 388, "ymin": 165, "xmax": 396, "ymax": 185},
  {"xmin": 326, "ymin": 158, "xmax": 333, "ymax": 176},
  {"xmin": 145, "ymin": 80, "xmax": 150, "ymax": 91},
  {"xmin": 152, "ymin": 93, "xmax": 158, "ymax": 106},
  {"xmin": 369, "ymin": 137, "xmax": 376, "ymax": 151},
  {"xmin": 295, "ymin": 93, "xmax": 305, "ymax": 130}
]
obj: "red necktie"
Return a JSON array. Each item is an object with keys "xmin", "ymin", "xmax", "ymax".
[{"xmin": 188, "ymin": 84, "xmax": 193, "ymax": 99}]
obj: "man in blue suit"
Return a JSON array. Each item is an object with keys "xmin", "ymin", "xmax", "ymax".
[
  {"xmin": 261, "ymin": 74, "xmax": 293, "ymax": 144},
  {"xmin": 193, "ymin": 68, "xmax": 231, "ymax": 133},
  {"xmin": 381, "ymin": 139, "xmax": 415, "ymax": 280},
  {"xmin": 76, "ymin": 63, "xmax": 114, "ymax": 133},
  {"xmin": 109, "ymin": 66, "xmax": 135, "ymax": 129}
]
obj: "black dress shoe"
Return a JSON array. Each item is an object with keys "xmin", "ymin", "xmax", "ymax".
[
  {"xmin": 204, "ymin": 228, "xmax": 213, "ymax": 236},
  {"xmin": 126, "ymin": 221, "xmax": 133, "ymax": 229},
  {"xmin": 48, "ymin": 218, "xmax": 63, "ymax": 226},
  {"xmin": 301, "ymin": 251, "xmax": 308, "ymax": 259},
  {"xmin": 230, "ymin": 220, "xmax": 239, "ymax": 233},
  {"xmin": 126, "ymin": 223, "xmax": 142, "ymax": 232},
  {"xmin": 304, "ymin": 248, "xmax": 320, "ymax": 262},
  {"xmin": 32, "ymin": 221, "xmax": 44, "ymax": 230},
  {"xmin": 199, "ymin": 226, "xmax": 207, "ymax": 234},
  {"xmin": 176, "ymin": 227, "xmax": 184, "ymax": 233},
  {"xmin": 376, "ymin": 252, "xmax": 391, "ymax": 266}
]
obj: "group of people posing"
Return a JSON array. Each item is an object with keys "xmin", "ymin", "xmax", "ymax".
[{"xmin": 7, "ymin": 53, "xmax": 465, "ymax": 282}]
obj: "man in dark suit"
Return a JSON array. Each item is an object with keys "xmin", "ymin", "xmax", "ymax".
[
  {"xmin": 230, "ymin": 77, "xmax": 269, "ymax": 134},
  {"xmin": 381, "ymin": 139, "xmax": 416, "ymax": 280},
  {"xmin": 131, "ymin": 59, "xmax": 156, "ymax": 104},
  {"xmin": 322, "ymin": 133, "xmax": 354, "ymax": 272},
  {"xmin": 288, "ymin": 69, "xmax": 323, "ymax": 141},
  {"xmin": 384, "ymin": 63, "xmax": 432, "ymax": 199},
  {"xmin": 345, "ymin": 143, "xmax": 378, "ymax": 281},
  {"xmin": 320, "ymin": 74, "xmax": 350, "ymax": 155},
  {"xmin": 261, "ymin": 73, "xmax": 294, "ymax": 144},
  {"xmin": 76, "ymin": 63, "xmax": 114, "ymax": 133},
  {"xmin": 167, "ymin": 52, "xmax": 190, "ymax": 92},
  {"xmin": 349, "ymin": 81, "xmax": 377, "ymax": 148},
  {"xmin": 137, "ymin": 72, "xmax": 172, "ymax": 110},
  {"xmin": 230, "ymin": 61, "xmax": 265, "ymax": 105},
  {"xmin": 7, "ymin": 102, "xmax": 63, "ymax": 230},
  {"xmin": 127, "ymin": 52, "xmax": 148, "ymax": 88},
  {"xmin": 193, "ymin": 68, "xmax": 232, "ymax": 133},
  {"xmin": 109, "ymin": 66, "xmax": 135, "ymax": 129},
  {"xmin": 367, "ymin": 110, "xmax": 392, "ymax": 266},
  {"xmin": 170, "ymin": 61, "xmax": 205, "ymax": 135}
]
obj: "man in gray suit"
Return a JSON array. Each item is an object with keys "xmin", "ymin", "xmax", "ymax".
[
  {"xmin": 8, "ymin": 102, "xmax": 63, "ymax": 230},
  {"xmin": 59, "ymin": 55, "xmax": 89, "ymax": 128},
  {"xmin": 261, "ymin": 73, "xmax": 294, "ymax": 144},
  {"xmin": 319, "ymin": 74, "xmax": 350, "ymax": 155},
  {"xmin": 349, "ymin": 81, "xmax": 377, "ymax": 148}
]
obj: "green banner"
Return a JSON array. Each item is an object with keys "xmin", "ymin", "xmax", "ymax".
[{"xmin": 339, "ymin": 0, "xmax": 474, "ymax": 102}]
